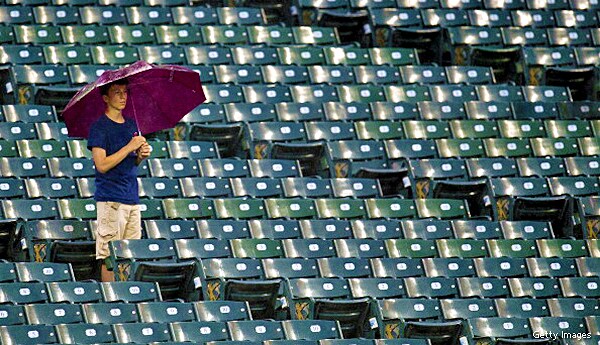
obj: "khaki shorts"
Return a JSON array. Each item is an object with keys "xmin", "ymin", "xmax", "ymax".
[{"xmin": 96, "ymin": 201, "xmax": 142, "ymax": 260}]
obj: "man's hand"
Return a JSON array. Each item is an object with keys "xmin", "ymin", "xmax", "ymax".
[
  {"xmin": 136, "ymin": 143, "xmax": 151, "ymax": 159},
  {"xmin": 127, "ymin": 135, "xmax": 146, "ymax": 153}
]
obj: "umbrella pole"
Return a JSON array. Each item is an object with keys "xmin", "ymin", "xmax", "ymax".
[{"xmin": 130, "ymin": 89, "xmax": 141, "ymax": 136}]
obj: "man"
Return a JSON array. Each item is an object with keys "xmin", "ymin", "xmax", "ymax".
[{"xmin": 87, "ymin": 78, "xmax": 151, "ymax": 282}]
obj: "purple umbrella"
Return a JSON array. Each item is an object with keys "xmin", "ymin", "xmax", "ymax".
[{"xmin": 62, "ymin": 60, "xmax": 205, "ymax": 138}]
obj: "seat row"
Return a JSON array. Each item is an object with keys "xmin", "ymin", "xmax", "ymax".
[
  {"xmin": 8, "ymin": 174, "xmax": 600, "ymax": 201},
  {"xmin": 371, "ymin": 8, "xmax": 600, "ymax": 28},
  {"xmin": 3, "ymin": 0, "xmax": 599, "ymax": 10},
  {"xmin": 0, "ymin": 5, "xmax": 269, "ymax": 26},
  {"xmin": 26, "ymin": 218, "xmax": 557, "ymax": 242},
  {"xmin": 199, "ymin": 84, "xmax": 572, "ymax": 104},
  {"xmin": 10, "ymin": 117, "xmax": 600, "ymax": 141},
  {"xmin": 0, "ymin": 24, "xmax": 340, "ymax": 46},
  {"xmin": 1, "ymin": 197, "xmax": 472, "ymax": 220},
  {"xmin": 109, "ymin": 238, "xmax": 600, "ymax": 261},
  {"xmin": 296, "ymin": 0, "xmax": 600, "ymax": 11},
  {"xmin": 6, "ymin": 101, "xmax": 600, "ymax": 127},
  {"xmin": 4, "ymin": 60, "xmax": 502, "ymax": 88}
]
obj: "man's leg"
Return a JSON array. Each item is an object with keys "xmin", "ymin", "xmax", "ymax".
[
  {"xmin": 123, "ymin": 204, "xmax": 142, "ymax": 240},
  {"xmin": 96, "ymin": 202, "xmax": 120, "ymax": 282}
]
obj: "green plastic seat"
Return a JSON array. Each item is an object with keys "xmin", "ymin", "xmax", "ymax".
[
  {"xmin": 308, "ymin": 66, "xmax": 353, "ymax": 84},
  {"xmin": 299, "ymin": 219, "xmax": 352, "ymax": 240},
  {"xmin": 107, "ymin": 25, "xmax": 155, "ymax": 44},
  {"xmin": 247, "ymin": 25, "xmax": 293, "ymax": 44},
  {"xmin": 450, "ymin": 120, "xmax": 499, "ymax": 139},
  {"xmin": 230, "ymin": 239, "xmax": 283, "ymax": 259},
  {"xmin": 423, "ymin": 258, "xmax": 476, "ymax": 278},
  {"xmin": 486, "ymin": 239, "xmax": 538, "ymax": 258},
  {"xmin": 384, "ymin": 139, "xmax": 437, "ymax": 160},
  {"xmin": 436, "ymin": 139, "xmax": 485, "ymax": 158},
  {"xmin": 323, "ymin": 102, "xmax": 371, "ymax": 121},
  {"xmin": 185, "ymin": 46, "xmax": 232, "ymax": 65},
  {"xmin": 467, "ymin": 317, "xmax": 531, "ymax": 344},
  {"xmin": 55, "ymin": 323, "xmax": 115, "ymax": 344},
  {"xmin": 265, "ymin": 199, "xmax": 316, "ymax": 219},
  {"xmin": 437, "ymin": 239, "xmax": 488, "ymax": 258},
  {"xmin": 323, "ymin": 47, "xmax": 371, "ymax": 66},
  {"xmin": 354, "ymin": 65, "xmax": 401, "ymax": 84},
  {"xmin": 536, "ymin": 239, "xmax": 588, "ymax": 258},
  {"xmin": 201, "ymin": 25, "xmax": 248, "ymax": 45},
  {"xmin": 315, "ymin": 199, "xmax": 366, "ymax": 219},
  {"xmin": 483, "ymin": 138, "xmax": 532, "ymax": 158},
  {"xmin": 61, "ymin": 25, "xmax": 109, "ymax": 44},
  {"xmin": 0, "ymin": 282, "xmax": 48, "ymax": 304},
  {"xmin": 262, "ymin": 66, "xmax": 309, "ymax": 85},
  {"xmin": 530, "ymin": 138, "xmax": 579, "ymax": 157},
  {"xmin": 516, "ymin": 157, "xmax": 566, "ymax": 177},
  {"xmin": 318, "ymin": 257, "xmax": 371, "ymax": 278},
  {"xmin": 79, "ymin": 6, "xmax": 126, "ymax": 24},
  {"xmin": 465, "ymin": 158, "xmax": 517, "ymax": 179},
  {"xmin": 335, "ymin": 238, "xmax": 386, "ymax": 258},
  {"xmin": 154, "ymin": 25, "xmax": 201, "ymax": 44},
  {"xmin": 292, "ymin": 26, "xmax": 339, "ymax": 45},
  {"xmin": 526, "ymin": 257, "xmax": 578, "ymax": 278},
  {"xmin": 369, "ymin": 47, "xmax": 418, "ymax": 66},
  {"xmin": 171, "ymin": 6, "xmax": 217, "ymax": 25},
  {"xmin": 214, "ymin": 198, "xmax": 265, "ymax": 219},
  {"xmin": 548, "ymin": 176, "xmax": 599, "ymax": 196},
  {"xmin": 465, "ymin": 101, "xmax": 512, "ymax": 120},
  {"xmin": 354, "ymin": 121, "xmax": 403, "ymax": 140},
  {"xmin": 474, "ymin": 257, "xmax": 528, "ymax": 278},
  {"xmin": 162, "ymin": 198, "xmax": 214, "ymax": 219},
  {"xmin": 90, "ymin": 45, "xmax": 139, "ymax": 65},
  {"xmin": 498, "ymin": 120, "xmax": 546, "ymax": 138},
  {"xmin": 13, "ymin": 65, "xmax": 68, "ymax": 85},
  {"xmin": 57, "ymin": 199, "xmax": 97, "ymax": 220},
  {"xmin": 415, "ymin": 199, "xmax": 469, "ymax": 219},
  {"xmin": 365, "ymin": 198, "xmax": 416, "ymax": 219},
  {"xmin": 83, "ymin": 302, "xmax": 138, "ymax": 324},
  {"xmin": 402, "ymin": 120, "xmax": 450, "ymax": 139},
  {"xmin": 14, "ymin": 25, "xmax": 61, "ymax": 44},
  {"xmin": 0, "ymin": 325, "xmax": 57, "ymax": 345},
  {"xmin": 0, "ymin": 45, "xmax": 40, "ymax": 65},
  {"xmin": 500, "ymin": 220, "xmax": 553, "ymax": 240},
  {"xmin": 545, "ymin": 119, "xmax": 592, "ymax": 138},
  {"xmin": 457, "ymin": 277, "xmax": 509, "ymax": 298},
  {"xmin": 337, "ymin": 85, "xmax": 386, "ymax": 103},
  {"xmin": 384, "ymin": 85, "xmax": 431, "ymax": 103},
  {"xmin": 385, "ymin": 239, "xmax": 437, "ymax": 258},
  {"xmin": 203, "ymin": 85, "xmax": 244, "ymax": 104}
]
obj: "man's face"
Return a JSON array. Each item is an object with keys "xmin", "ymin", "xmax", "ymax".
[{"xmin": 103, "ymin": 84, "xmax": 128, "ymax": 111}]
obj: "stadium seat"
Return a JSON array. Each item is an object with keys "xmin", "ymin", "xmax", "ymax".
[
  {"xmin": 285, "ymin": 278, "xmax": 370, "ymax": 338},
  {"xmin": 200, "ymin": 258, "xmax": 281, "ymax": 319},
  {"xmin": 197, "ymin": 220, "xmax": 250, "ymax": 240},
  {"xmin": 162, "ymin": 198, "xmax": 215, "ymax": 219},
  {"xmin": 516, "ymin": 158, "xmax": 566, "ymax": 177},
  {"xmin": 47, "ymin": 281, "xmax": 102, "ymax": 304},
  {"xmin": 109, "ymin": 239, "xmax": 196, "ymax": 300},
  {"xmin": 100, "ymin": 281, "xmax": 161, "ymax": 303},
  {"xmin": 348, "ymin": 277, "xmax": 406, "ymax": 299}
]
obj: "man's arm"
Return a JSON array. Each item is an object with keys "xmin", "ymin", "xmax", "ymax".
[{"xmin": 92, "ymin": 136, "xmax": 146, "ymax": 173}]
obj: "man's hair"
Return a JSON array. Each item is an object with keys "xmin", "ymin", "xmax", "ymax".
[{"xmin": 100, "ymin": 79, "xmax": 129, "ymax": 96}]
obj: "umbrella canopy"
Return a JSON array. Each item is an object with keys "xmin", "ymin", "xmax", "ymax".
[{"xmin": 62, "ymin": 60, "xmax": 205, "ymax": 138}]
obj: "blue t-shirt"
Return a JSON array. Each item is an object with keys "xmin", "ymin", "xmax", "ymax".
[{"xmin": 87, "ymin": 115, "xmax": 139, "ymax": 205}]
